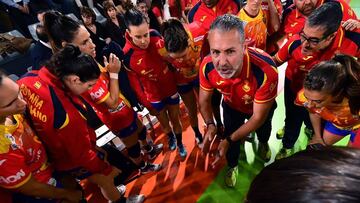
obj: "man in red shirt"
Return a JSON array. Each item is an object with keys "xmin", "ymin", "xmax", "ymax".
[
  {"xmin": 123, "ymin": 9, "xmax": 187, "ymax": 158},
  {"xmin": 187, "ymin": 0, "xmax": 240, "ymax": 30},
  {"xmin": 273, "ymin": 1, "xmax": 360, "ymax": 159},
  {"xmin": 188, "ymin": 0, "xmax": 240, "ymax": 138},
  {"xmin": 199, "ymin": 14, "xmax": 278, "ymax": 188},
  {"xmin": 281, "ymin": 0, "xmax": 359, "ymax": 39},
  {"xmin": 0, "ymin": 73, "xmax": 82, "ymax": 202}
]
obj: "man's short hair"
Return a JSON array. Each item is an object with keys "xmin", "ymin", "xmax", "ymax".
[
  {"xmin": 209, "ymin": 14, "xmax": 245, "ymax": 43},
  {"xmin": 307, "ymin": 1, "xmax": 342, "ymax": 38}
]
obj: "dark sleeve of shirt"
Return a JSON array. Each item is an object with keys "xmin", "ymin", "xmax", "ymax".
[{"xmin": 30, "ymin": 42, "xmax": 52, "ymax": 70}]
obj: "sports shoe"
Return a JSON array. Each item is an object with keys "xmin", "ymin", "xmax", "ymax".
[
  {"xmin": 304, "ymin": 127, "xmax": 314, "ymax": 140},
  {"xmin": 257, "ymin": 142, "xmax": 271, "ymax": 162},
  {"xmin": 140, "ymin": 163, "xmax": 162, "ymax": 174},
  {"xmin": 146, "ymin": 143, "xmax": 164, "ymax": 160},
  {"xmin": 117, "ymin": 184, "xmax": 126, "ymax": 196},
  {"xmin": 168, "ymin": 134, "xmax": 177, "ymax": 151},
  {"xmin": 126, "ymin": 194, "xmax": 145, "ymax": 203},
  {"xmin": 275, "ymin": 147, "xmax": 293, "ymax": 160},
  {"xmin": 178, "ymin": 144, "xmax": 187, "ymax": 158},
  {"xmin": 276, "ymin": 127, "xmax": 285, "ymax": 139},
  {"xmin": 225, "ymin": 166, "xmax": 238, "ymax": 188}
]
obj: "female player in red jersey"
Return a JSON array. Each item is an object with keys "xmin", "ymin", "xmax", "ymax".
[{"xmin": 43, "ymin": 11, "xmax": 163, "ymax": 175}]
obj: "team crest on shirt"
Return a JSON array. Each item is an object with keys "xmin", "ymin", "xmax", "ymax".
[
  {"xmin": 242, "ymin": 80, "xmax": 250, "ymax": 92},
  {"xmin": 34, "ymin": 81, "xmax": 41, "ymax": 89},
  {"xmin": 242, "ymin": 94, "xmax": 253, "ymax": 104}
]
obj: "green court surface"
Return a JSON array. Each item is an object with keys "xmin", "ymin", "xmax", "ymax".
[{"xmin": 351, "ymin": 0, "xmax": 360, "ymax": 13}]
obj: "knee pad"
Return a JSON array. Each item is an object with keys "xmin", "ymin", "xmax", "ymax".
[
  {"xmin": 138, "ymin": 126, "xmax": 147, "ymax": 140},
  {"xmin": 127, "ymin": 142, "xmax": 141, "ymax": 158}
]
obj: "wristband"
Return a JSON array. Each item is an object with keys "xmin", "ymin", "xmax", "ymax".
[{"xmin": 109, "ymin": 72, "xmax": 118, "ymax": 79}]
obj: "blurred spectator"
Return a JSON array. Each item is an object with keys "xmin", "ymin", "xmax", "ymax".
[
  {"xmin": 102, "ymin": 0, "xmax": 126, "ymax": 47},
  {"xmin": 136, "ymin": 0, "xmax": 161, "ymax": 31},
  {"xmin": 30, "ymin": 24, "xmax": 52, "ymax": 70},
  {"xmin": 151, "ymin": 0, "xmax": 165, "ymax": 25},
  {"xmin": 80, "ymin": 6, "xmax": 111, "ymax": 62}
]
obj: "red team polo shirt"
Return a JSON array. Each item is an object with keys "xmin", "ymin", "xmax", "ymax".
[
  {"xmin": 187, "ymin": 0, "xmax": 240, "ymax": 30},
  {"xmin": 82, "ymin": 66, "xmax": 136, "ymax": 133},
  {"xmin": 167, "ymin": 21, "xmax": 207, "ymax": 85},
  {"xmin": 274, "ymin": 28, "xmax": 360, "ymax": 93},
  {"xmin": 18, "ymin": 68, "xmax": 111, "ymax": 175},
  {"xmin": 200, "ymin": 47, "xmax": 278, "ymax": 114},
  {"xmin": 282, "ymin": 0, "xmax": 357, "ymax": 38},
  {"xmin": 0, "ymin": 115, "xmax": 53, "ymax": 189},
  {"xmin": 123, "ymin": 30, "xmax": 178, "ymax": 110}
]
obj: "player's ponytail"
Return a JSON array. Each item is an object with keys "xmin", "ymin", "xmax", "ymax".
[
  {"xmin": 333, "ymin": 54, "xmax": 360, "ymax": 115},
  {"xmin": 304, "ymin": 54, "xmax": 360, "ymax": 115},
  {"xmin": 46, "ymin": 44, "xmax": 100, "ymax": 82}
]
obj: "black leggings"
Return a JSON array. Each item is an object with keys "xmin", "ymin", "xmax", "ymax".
[
  {"xmin": 223, "ymin": 101, "xmax": 276, "ymax": 168},
  {"xmin": 282, "ymin": 78, "xmax": 312, "ymax": 149}
]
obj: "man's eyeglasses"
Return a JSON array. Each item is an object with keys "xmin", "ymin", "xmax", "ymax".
[{"xmin": 299, "ymin": 30, "xmax": 329, "ymax": 46}]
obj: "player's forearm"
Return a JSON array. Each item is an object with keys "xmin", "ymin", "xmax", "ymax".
[
  {"xmin": 199, "ymin": 90, "xmax": 214, "ymax": 123},
  {"xmin": 231, "ymin": 101, "xmax": 274, "ymax": 141},
  {"xmin": 106, "ymin": 77, "xmax": 120, "ymax": 109},
  {"xmin": 309, "ymin": 112, "xmax": 323, "ymax": 143}
]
